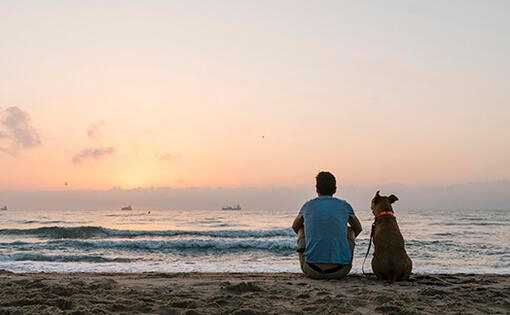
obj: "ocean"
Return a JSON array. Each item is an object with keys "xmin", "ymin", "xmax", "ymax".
[{"xmin": 0, "ymin": 207, "xmax": 508, "ymax": 274}]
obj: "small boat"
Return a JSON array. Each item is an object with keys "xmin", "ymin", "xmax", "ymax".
[
  {"xmin": 222, "ymin": 204, "xmax": 241, "ymax": 211},
  {"xmin": 0, "ymin": 206, "xmax": 6, "ymax": 211},
  {"xmin": 121, "ymin": 205, "xmax": 132, "ymax": 211}
]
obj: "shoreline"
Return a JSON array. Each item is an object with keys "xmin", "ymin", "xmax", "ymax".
[{"xmin": 1, "ymin": 271, "xmax": 509, "ymax": 314}]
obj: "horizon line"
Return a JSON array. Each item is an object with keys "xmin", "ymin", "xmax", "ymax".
[{"xmin": 1, "ymin": 179, "xmax": 509, "ymax": 193}]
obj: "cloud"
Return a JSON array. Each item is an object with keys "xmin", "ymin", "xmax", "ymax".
[
  {"xmin": 157, "ymin": 152, "xmax": 181, "ymax": 162},
  {"xmin": 72, "ymin": 146, "xmax": 115, "ymax": 164},
  {"xmin": 0, "ymin": 106, "xmax": 42, "ymax": 154},
  {"xmin": 87, "ymin": 121, "xmax": 105, "ymax": 140}
]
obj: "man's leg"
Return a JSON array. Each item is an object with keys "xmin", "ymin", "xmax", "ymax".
[
  {"xmin": 347, "ymin": 227, "xmax": 355, "ymax": 265},
  {"xmin": 297, "ymin": 227, "xmax": 308, "ymax": 274},
  {"xmin": 297, "ymin": 227, "xmax": 306, "ymax": 252}
]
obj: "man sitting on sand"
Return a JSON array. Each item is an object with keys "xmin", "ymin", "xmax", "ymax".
[{"xmin": 292, "ymin": 171, "xmax": 362, "ymax": 279}]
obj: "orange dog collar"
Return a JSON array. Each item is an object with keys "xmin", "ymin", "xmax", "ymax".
[{"xmin": 374, "ymin": 211, "xmax": 394, "ymax": 219}]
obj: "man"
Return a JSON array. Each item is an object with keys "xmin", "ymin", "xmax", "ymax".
[{"xmin": 292, "ymin": 171, "xmax": 362, "ymax": 279}]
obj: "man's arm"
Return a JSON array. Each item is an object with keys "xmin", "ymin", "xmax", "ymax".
[
  {"xmin": 348, "ymin": 216, "xmax": 362, "ymax": 237},
  {"xmin": 292, "ymin": 216, "xmax": 304, "ymax": 234}
]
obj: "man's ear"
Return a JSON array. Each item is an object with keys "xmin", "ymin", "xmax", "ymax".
[{"xmin": 389, "ymin": 194, "xmax": 399, "ymax": 204}]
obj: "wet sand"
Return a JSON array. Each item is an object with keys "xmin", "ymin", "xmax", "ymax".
[{"xmin": 0, "ymin": 271, "xmax": 508, "ymax": 314}]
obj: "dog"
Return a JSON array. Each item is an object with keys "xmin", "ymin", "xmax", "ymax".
[{"xmin": 370, "ymin": 191, "xmax": 412, "ymax": 283}]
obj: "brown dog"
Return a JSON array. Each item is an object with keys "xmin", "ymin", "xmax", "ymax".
[{"xmin": 370, "ymin": 191, "xmax": 412, "ymax": 283}]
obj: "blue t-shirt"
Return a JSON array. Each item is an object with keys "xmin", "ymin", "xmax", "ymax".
[{"xmin": 298, "ymin": 196, "xmax": 355, "ymax": 264}]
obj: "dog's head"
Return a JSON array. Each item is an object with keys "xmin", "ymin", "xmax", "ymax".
[{"xmin": 371, "ymin": 191, "xmax": 399, "ymax": 216}]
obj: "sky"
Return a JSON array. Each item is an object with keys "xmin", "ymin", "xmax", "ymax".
[{"xmin": 1, "ymin": 1, "xmax": 509, "ymax": 194}]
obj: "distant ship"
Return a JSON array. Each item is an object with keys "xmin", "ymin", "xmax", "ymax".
[
  {"xmin": 0, "ymin": 206, "xmax": 6, "ymax": 211},
  {"xmin": 121, "ymin": 205, "xmax": 132, "ymax": 211},
  {"xmin": 222, "ymin": 204, "xmax": 241, "ymax": 211}
]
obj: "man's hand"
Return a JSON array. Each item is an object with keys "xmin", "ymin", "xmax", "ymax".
[{"xmin": 348, "ymin": 216, "xmax": 362, "ymax": 237}]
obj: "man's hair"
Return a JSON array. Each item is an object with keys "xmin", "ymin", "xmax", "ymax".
[{"xmin": 316, "ymin": 171, "xmax": 336, "ymax": 196}]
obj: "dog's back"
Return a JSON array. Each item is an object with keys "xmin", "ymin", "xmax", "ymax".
[{"xmin": 370, "ymin": 191, "xmax": 412, "ymax": 283}]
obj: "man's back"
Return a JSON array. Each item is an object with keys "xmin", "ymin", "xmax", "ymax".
[{"xmin": 299, "ymin": 196, "xmax": 354, "ymax": 265}]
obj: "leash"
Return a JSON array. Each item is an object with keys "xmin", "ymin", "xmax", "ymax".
[
  {"xmin": 362, "ymin": 221, "xmax": 375, "ymax": 276},
  {"xmin": 362, "ymin": 212, "xmax": 394, "ymax": 276}
]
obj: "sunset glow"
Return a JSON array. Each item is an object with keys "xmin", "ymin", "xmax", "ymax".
[{"xmin": 1, "ymin": 1, "xmax": 509, "ymax": 191}]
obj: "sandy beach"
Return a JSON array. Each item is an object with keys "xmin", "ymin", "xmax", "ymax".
[{"xmin": 0, "ymin": 271, "xmax": 508, "ymax": 314}]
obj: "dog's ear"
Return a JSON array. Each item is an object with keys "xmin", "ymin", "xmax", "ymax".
[
  {"xmin": 389, "ymin": 194, "xmax": 399, "ymax": 204},
  {"xmin": 375, "ymin": 190, "xmax": 381, "ymax": 198}
]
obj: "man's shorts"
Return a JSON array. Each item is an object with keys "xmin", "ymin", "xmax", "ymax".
[{"xmin": 297, "ymin": 231, "xmax": 355, "ymax": 280}]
